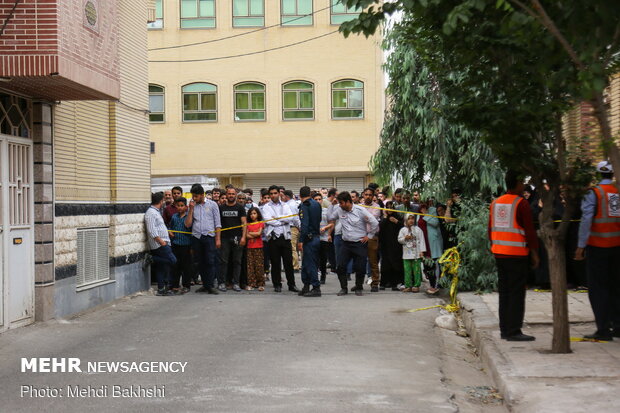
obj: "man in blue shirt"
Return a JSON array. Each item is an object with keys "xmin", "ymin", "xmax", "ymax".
[
  {"xmin": 168, "ymin": 197, "xmax": 193, "ymax": 294},
  {"xmin": 298, "ymin": 186, "xmax": 322, "ymax": 297}
]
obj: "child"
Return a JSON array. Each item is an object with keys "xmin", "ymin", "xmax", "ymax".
[
  {"xmin": 245, "ymin": 207, "xmax": 266, "ymax": 291},
  {"xmin": 397, "ymin": 214, "xmax": 427, "ymax": 292},
  {"xmin": 313, "ymin": 193, "xmax": 333, "ymax": 284},
  {"xmin": 168, "ymin": 197, "xmax": 193, "ymax": 294}
]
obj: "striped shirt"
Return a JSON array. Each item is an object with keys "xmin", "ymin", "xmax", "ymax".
[
  {"xmin": 169, "ymin": 213, "xmax": 192, "ymax": 246},
  {"xmin": 145, "ymin": 206, "xmax": 170, "ymax": 250}
]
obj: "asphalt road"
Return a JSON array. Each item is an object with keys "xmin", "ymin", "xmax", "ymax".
[{"xmin": 0, "ymin": 275, "xmax": 480, "ymax": 412}]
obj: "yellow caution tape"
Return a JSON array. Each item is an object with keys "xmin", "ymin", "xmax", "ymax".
[
  {"xmin": 168, "ymin": 213, "xmax": 299, "ymax": 235},
  {"xmin": 359, "ymin": 204, "xmax": 457, "ymax": 220},
  {"xmin": 533, "ymin": 289, "xmax": 588, "ymax": 294},
  {"xmin": 570, "ymin": 337, "xmax": 609, "ymax": 343},
  {"xmin": 404, "ymin": 245, "xmax": 462, "ymax": 314}
]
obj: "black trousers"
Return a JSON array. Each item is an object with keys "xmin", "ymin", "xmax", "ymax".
[
  {"xmin": 319, "ymin": 240, "xmax": 330, "ymax": 276},
  {"xmin": 268, "ymin": 235, "xmax": 296, "ymax": 288},
  {"xmin": 337, "ymin": 241, "xmax": 367, "ymax": 289},
  {"xmin": 586, "ymin": 246, "xmax": 620, "ymax": 334},
  {"xmin": 496, "ymin": 256, "xmax": 528, "ymax": 337},
  {"xmin": 171, "ymin": 244, "xmax": 193, "ymax": 288}
]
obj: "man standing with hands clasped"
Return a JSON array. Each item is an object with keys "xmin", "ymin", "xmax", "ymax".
[
  {"xmin": 488, "ymin": 170, "xmax": 539, "ymax": 341},
  {"xmin": 297, "ymin": 186, "xmax": 322, "ymax": 297},
  {"xmin": 328, "ymin": 191, "xmax": 379, "ymax": 296},
  {"xmin": 185, "ymin": 184, "xmax": 221, "ymax": 295}
]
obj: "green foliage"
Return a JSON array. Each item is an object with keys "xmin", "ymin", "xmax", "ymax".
[
  {"xmin": 371, "ymin": 19, "xmax": 504, "ymax": 199},
  {"xmin": 451, "ymin": 198, "xmax": 497, "ymax": 292}
]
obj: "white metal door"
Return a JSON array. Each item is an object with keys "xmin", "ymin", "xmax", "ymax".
[{"xmin": 0, "ymin": 135, "xmax": 34, "ymax": 330}]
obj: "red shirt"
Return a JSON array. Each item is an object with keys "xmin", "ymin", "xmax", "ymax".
[
  {"xmin": 163, "ymin": 203, "xmax": 177, "ymax": 226},
  {"xmin": 247, "ymin": 222, "xmax": 265, "ymax": 249},
  {"xmin": 488, "ymin": 191, "xmax": 539, "ymax": 258}
]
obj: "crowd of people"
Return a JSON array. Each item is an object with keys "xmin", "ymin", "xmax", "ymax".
[{"xmin": 145, "ymin": 182, "xmax": 463, "ymax": 297}]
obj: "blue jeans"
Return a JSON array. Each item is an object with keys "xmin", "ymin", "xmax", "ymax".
[
  {"xmin": 151, "ymin": 244, "xmax": 177, "ymax": 289},
  {"xmin": 301, "ymin": 237, "xmax": 320, "ymax": 288},
  {"xmin": 333, "ymin": 234, "xmax": 353, "ymax": 274},
  {"xmin": 192, "ymin": 235, "xmax": 218, "ymax": 288}
]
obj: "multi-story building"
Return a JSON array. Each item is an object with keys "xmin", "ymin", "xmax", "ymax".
[
  {"xmin": 148, "ymin": 0, "xmax": 384, "ymax": 195},
  {"xmin": 0, "ymin": 0, "xmax": 152, "ymax": 330}
]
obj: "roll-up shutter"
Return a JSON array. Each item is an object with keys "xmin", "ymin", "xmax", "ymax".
[
  {"xmin": 305, "ymin": 178, "xmax": 335, "ymax": 190},
  {"xmin": 335, "ymin": 177, "xmax": 365, "ymax": 194},
  {"xmin": 244, "ymin": 176, "xmax": 305, "ymax": 201}
]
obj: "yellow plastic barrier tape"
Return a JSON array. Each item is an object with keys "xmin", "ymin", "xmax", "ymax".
[
  {"xmin": 168, "ymin": 213, "xmax": 299, "ymax": 235},
  {"xmin": 404, "ymin": 245, "xmax": 462, "ymax": 314},
  {"xmin": 533, "ymin": 289, "xmax": 588, "ymax": 294},
  {"xmin": 359, "ymin": 204, "xmax": 457, "ymax": 221},
  {"xmin": 570, "ymin": 337, "xmax": 609, "ymax": 343}
]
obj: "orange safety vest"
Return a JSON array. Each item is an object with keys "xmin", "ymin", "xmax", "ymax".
[
  {"xmin": 490, "ymin": 194, "xmax": 529, "ymax": 256},
  {"xmin": 587, "ymin": 184, "xmax": 620, "ymax": 248}
]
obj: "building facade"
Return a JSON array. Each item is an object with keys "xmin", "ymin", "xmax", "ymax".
[
  {"xmin": 148, "ymin": 0, "xmax": 384, "ymax": 194},
  {"xmin": 0, "ymin": 0, "xmax": 152, "ymax": 330}
]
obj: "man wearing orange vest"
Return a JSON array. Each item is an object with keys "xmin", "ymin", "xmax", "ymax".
[
  {"xmin": 575, "ymin": 161, "xmax": 620, "ymax": 341},
  {"xmin": 488, "ymin": 170, "xmax": 540, "ymax": 341}
]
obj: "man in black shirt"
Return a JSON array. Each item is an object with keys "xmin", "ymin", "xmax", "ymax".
[{"xmin": 218, "ymin": 187, "xmax": 247, "ymax": 292}]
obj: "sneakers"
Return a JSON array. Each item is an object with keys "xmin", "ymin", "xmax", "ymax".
[
  {"xmin": 156, "ymin": 288, "xmax": 173, "ymax": 296},
  {"xmin": 180, "ymin": 287, "xmax": 191, "ymax": 294},
  {"xmin": 218, "ymin": 283, "xmax": 227, "ymax": 292},
  {"xmin": 232, "ymin": 284, "xmax": 242, "ymax": 292}
]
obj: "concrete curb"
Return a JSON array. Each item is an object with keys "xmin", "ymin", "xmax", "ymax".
[{"xmin": 458, "ymin": 293, "xmax": 519, "ymax": 410}]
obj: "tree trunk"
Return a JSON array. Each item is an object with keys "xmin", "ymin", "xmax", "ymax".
[{"xmin": 541, "ymin": 231, "xmax": 572, "ymax": 353}]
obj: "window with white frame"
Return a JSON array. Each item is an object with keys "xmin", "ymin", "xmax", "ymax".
[
  {"xmin": 233, "ymin": 0, "xmax": 264, "ymax": 27},
  {"xmin": 180, "ymin": 0, "xmax": 215, "ymax": 28},
  {"xmin": 282, "ymin": 81, "xmax": 314, "ymax": 120},
  {"xmin": 234, "ymin": 82, "xmax": 266, "ymax": 121},
  {"xmin": 149, "ymin": 84, "xmax": 165, "ymax": 123},
  {"xmin": 331, "ymin": 79, "xmax": 364, "ymax": 119},
  {"xmin": 182, "ymin": 83, "xmax": 217, "ymax": 122},
  {"xmin": 281, "ymin": 0, "xmax": 313, "ymax": 26}
]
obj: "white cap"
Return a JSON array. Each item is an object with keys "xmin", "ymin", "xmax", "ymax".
[{"xmin": 596, "ymin": 161, "xmax": 613, "ymax": 173}]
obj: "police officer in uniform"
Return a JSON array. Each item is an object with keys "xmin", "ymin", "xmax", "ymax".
[
  {"xmin": 297, "ymin": 186, "xmax": 323, "ymax": 297},
  {"xmin": 489, "ymin": 170, "xmax": 540, "ymax": 341},
  {"xmin": 575, "ymin": 161, "xmax": 620, "ymax": 341}
]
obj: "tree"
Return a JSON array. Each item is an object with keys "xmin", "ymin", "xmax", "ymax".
[
  {"xmin": 341, "ymin": 0, "xmax": 607, "ymax": 353},
  {"xmin": 373, "ymin": 22, "xmax": 504, "ymax": 199}
]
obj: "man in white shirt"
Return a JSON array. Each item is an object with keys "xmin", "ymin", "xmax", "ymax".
[
  {"xmin": 145, "ymin": 192, "xmax": 177, "ymax": 296},
  {"xmin": 283, "ymin": 189, "xmax": 302, "ymax": 271},
  {"xmin": 328, "ymin": 191, "xmax": 379, "ymax": 296},
  {"xmin": 262, "ymin": 185, "xmax": 300, "ymax": 293}
]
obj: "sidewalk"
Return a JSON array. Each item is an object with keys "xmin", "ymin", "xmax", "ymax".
[{"xmin": 459, "ymin": 291, "xmax": 619, "ymax": 413}]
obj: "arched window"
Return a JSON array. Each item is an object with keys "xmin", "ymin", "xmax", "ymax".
[
  {"xmin": 331, "ymin": 79, "xmax": 363, "ymax": 119},
  {"xmin": 282, "ymin": 81, "xmax": 314, "ymax": 120},
  {"xmin": 149, "ymin": 84, "xmax": 165, "ymax": 123},
  {"xmin": 234, "ymin": 82, "xmax": 265, "ymax": 121},
  {"xmin": 182, "ymin": 83, "xmax": 217, "ymax": 122}
]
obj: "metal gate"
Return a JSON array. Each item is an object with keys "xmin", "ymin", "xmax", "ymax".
[{"xmin": 0, "ymin": 134, "xmax": 34, "ymax": 331}]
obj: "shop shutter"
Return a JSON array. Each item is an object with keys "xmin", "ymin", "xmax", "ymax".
[
  {"xmin": 243, "ymin": 176, "xmax": 305, "ymax": 201},
  {"xmin": 335, "ymin": 177, "xmax": 365, "ymax": 194},
  {"xmin": 305, "ymin": 178, "xmax": 335, "ymax": 191}
]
